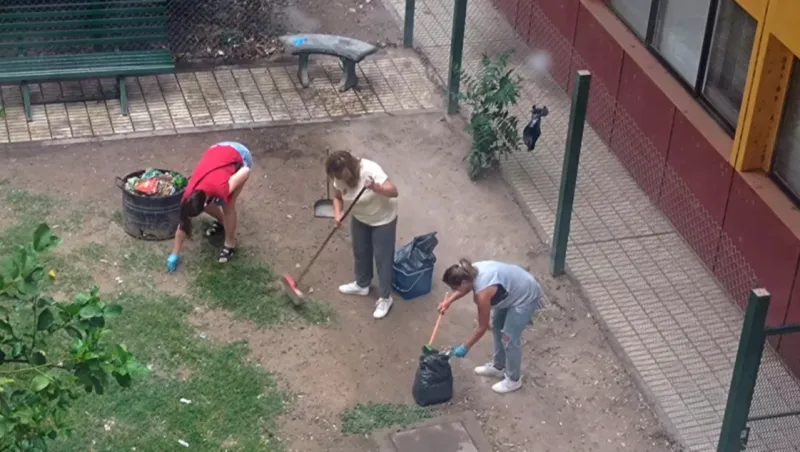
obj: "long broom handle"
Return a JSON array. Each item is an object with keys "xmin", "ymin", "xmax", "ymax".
[
  {"xmin": 296, "ymin": 185, "xmax": 368, "ymax": 284},
  {"xmin": 428, "ymin": 313, "xmax": 444, "ymax": 345}
]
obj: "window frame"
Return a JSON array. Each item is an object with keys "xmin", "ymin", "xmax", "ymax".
[
  {"xmin": 770, "ymin": 58, "xmax": 800, "ymax": 205},
  {"xmin": 607, "ymin": 0, "xmax": 742, "ymax": 135}
]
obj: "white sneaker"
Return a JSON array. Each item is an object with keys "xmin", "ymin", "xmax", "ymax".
[
  {"xmin": 338, "ymin": 282, "xmax": 369, "ymax": 296},
  {"xmin": 373, "ymin": 297, "xmax": 393, "ymax": 319},
  {"xmin": 492, "ymin": 376, "xmax": 522, "ymax": 394},
  {"xmin": 474, "ymin": 363, "xmax": 505, "ymax": 378}
]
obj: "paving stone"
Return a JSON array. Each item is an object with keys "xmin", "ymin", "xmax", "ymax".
[
  {"xmin": 0, "ymin": 56, "xmax": 438, "ymax": 144},
  {"xmin": 231, "ymin": 69, "xmax": 273, "ymax": 122},
  {"xmin": 269, "ymin": 67, "xmax": 310, "ymax": 120},
  {"xmin": 373, "ymin": 412, "xmax": 491, "ymax": 452},
  {"xmin": 214, "ymin": 70, "xmax": 253, "ymax": 124},
  {"xmin": 176, "ymin": 72, "xmax": 214, "ymax": 127},
  {"xmin": 157, "ymin": 74, "xmax": 194, "ymax": 129}
]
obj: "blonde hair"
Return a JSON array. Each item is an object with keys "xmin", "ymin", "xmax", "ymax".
[
  {"xmin": 442, "ymin": 258, "xmax": 478, "ymax": 286},
  {"xmin": 325, "ymin": 150, "xmax": 360, "ymax": 188}
]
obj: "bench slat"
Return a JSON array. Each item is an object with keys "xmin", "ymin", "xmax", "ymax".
[
  {"xmin": 0, "ymin": 34, "xmax": 167, "ymax": 50},
  {"xmin": 3, "ymin": 53, "xmax": 172, "ymax": 69},
  {"xmin": 0, "ymin": 17, "xmax": 167, "ymax": 31},
  {"xmin": 0, "ymin": 7, "xmax": 166, "ymax": 20},
  {"xmin": 0, "ymin": 1, "xmax": 166, "ymax": 12},
  {"xmin": 1, "ymin": 26, "xmax": 167, "ymax": 40},
  {"xmin": 0, "ymin": 64, "xmax": 175, "ymax": 83},
  {"xmin": 0, "ymin": 51, "xmax": 173, "ymax": 82}
]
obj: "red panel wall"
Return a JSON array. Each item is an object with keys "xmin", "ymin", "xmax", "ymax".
[
  {"xmin": 659, "ymin": 112, "xmax": 732, "ymax": 267},
  {"xmin": 528, "ymin": 3, "xmax": 573, "ymax": 89},
  {"xmin": 720, "ymin": 175, "xmax": 800, "ymax": 327},
  {"xmin": 570, "ymin": 4, "xmax": 623, "ymax": 142},
  {"xmin": 609, "ymin": 55, "xmax": 674, "ymax": 200},
  {"xmin": 535, "ymin": 0, "xmax": 580, "ymax": 42},
  {"xmin": 779, "ymin": 273, "xmax": 800, "ymax": 376}
]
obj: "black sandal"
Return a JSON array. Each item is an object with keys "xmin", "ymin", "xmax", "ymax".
[
  {"xmin": 205, "ymin": 221, "xmax": 224, "ymax": 237},
  {"xmin": 218, "ymin": 246, "xmax": 236, "ymax": 264}
]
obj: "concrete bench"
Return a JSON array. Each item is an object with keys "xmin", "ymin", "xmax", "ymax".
[{"xmin": 279, "ymin": 34, "xmax": 378, "ymax": 92}]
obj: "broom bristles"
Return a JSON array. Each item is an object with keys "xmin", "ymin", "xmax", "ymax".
[{"xmin": 281, "ymin": 274, "xmax": 304, "ymax": 305}]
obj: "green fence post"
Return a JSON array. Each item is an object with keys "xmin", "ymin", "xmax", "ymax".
[
  {"xmin": 718, "ymin": 288, "xmax": 770, "ymax": 452},
  {"xmin": 446, "ymin": 0, "xmax": 468, "ymax": 114},
  {"xmin": 550, "ymin": 70, "xmax": 591, "ymax": 276},
  {"xmin": 404, "ymin": 0, "xmax": 416, "ymax": 48}
]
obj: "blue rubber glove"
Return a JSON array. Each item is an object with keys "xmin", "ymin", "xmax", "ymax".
[
  {"xmin": 452, "ymin": 344, "xmax": 469, "ymax": 358},
  {"xmin": 167, "ymin": 253, "xmax": 181, "ymax": 273}
]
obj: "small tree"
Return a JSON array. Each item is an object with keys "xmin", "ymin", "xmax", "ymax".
[
  {"xmin": 459, "ymin": 51, "xmax": 523, "ymax": 180},
  {"xmin": 0, "ymin": 224, "xmax": 146, "ymax": 451}
]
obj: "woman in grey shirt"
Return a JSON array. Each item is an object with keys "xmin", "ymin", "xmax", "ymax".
[{"xmin": 438, "ymin": 258, "xmax": 542, "ymax": 394}]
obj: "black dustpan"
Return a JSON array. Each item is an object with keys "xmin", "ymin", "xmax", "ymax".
[{"xmin": 314, "ymin": 149, "xmax": 334, "ymax": 219}]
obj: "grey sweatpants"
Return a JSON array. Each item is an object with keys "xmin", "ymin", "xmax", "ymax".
[{"xmin": 351, "ymin": 216, "xmax": 397, "ymax": 299}]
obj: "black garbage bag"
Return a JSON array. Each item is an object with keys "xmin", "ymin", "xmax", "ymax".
[
  {"xmin": 412, "ymin": 348, "xmax": 453, "ymax": 407},
  {"xmin": 394, "ymin": 232, "xmax": 438, "ymax": 273}
]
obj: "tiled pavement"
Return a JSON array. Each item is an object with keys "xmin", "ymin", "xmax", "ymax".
[
  {"xmin": 0, "ymin": 52, "xmax": 439, "ymax": 144},
  {"xmin": 380, "ymin": 0, "xmax": 800, "ymax": 450}
]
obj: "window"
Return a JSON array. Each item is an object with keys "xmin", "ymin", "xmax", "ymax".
[
  {"xmin": 773, "ymin": 59, "xmax": 800, "ymax": 200},
  {"xmin": 702, "ymin": 0, "xmax": 757, "ymax": 125},
  {"xmin": 652, "ymin": 0, "xmax": 712, "ymax": 84},
  {"xmin": 607, "ymin": 0, "xmax": 651, "ymax": 39},
  {"xmin": 606, "ymin": 0, "xmax": 756, "ymax": 131}
]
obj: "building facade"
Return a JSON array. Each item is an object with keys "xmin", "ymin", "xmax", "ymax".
[{"xmin": 491, "ymin": 0, "xmax": 800, "ymax": 376}]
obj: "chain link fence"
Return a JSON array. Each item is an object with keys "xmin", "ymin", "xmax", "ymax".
[
  {"xmin": 745, "ymin": 332, "xmax": 800, "ymax": 450},
  {"xmin": 387, "ymin": 0, "xmax": 800, "ymax": 449},
  {"xmin": 394, "ymin": 0, "xmax": 758, "ymax": 308},
  {"xmin": 0, "ymin": 0, "xmax": 283, "ymax": 63}
]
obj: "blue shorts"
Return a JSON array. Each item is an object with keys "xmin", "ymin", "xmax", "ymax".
[
  {"xmin": 210, "ymin": 141, "xmax": 252, "ymax": 206},
  {"xmin": 219, "ymin": 141, "xmax": 253, "ymax": 168}
]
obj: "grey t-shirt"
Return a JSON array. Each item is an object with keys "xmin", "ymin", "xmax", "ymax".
[{"xmin": 472, "ymin": 261, "xmax": 542, "ymax": 310}]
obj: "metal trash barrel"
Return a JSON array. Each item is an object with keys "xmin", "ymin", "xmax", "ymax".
[{"xmin": 116, "ymin": 169, "xmax": 184, "ymax": 241}]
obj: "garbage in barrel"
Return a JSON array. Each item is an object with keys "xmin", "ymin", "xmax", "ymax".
[{"xmin": 116, "ymin": 168, "xmax": 188, "ymax": 241}]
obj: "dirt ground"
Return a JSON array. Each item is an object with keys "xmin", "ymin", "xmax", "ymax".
[
  {"xmin": 0, "ymin": 114, "xmax": 677, "ymax": 452},
  {"xmin": 281, "ymin": 0, "xmax": 402, "ymax": 48}
]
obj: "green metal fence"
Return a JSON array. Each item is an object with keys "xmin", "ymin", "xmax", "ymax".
[{"xmin": 719, "ymin": 289, "xmax": 800, "ymax": 451}]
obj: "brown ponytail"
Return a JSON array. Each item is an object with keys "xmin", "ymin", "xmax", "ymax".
[
  {"xmin": 442, "ymin": 258, "xmax": 479, "ymax": 287},
  {"xmin": 179, "ymin": 191, "xmax": 206, "ymax": 238},
  {"xmin": 325, "ymin": 150, "xmax": 361, "ymax": 188}
]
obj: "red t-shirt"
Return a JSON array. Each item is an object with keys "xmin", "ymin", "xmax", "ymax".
[{"xmin": 183, "ymin": 144, "xmax": 243, "ymax": 204}]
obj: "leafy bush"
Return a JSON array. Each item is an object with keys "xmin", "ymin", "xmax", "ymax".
[
  {"xmin": 459, "ymin": 51, "xmax": 523, "ymax": 180},
  {"xmin": 0, "ymin": 224, "xmax": 146, "ymax": 451}
]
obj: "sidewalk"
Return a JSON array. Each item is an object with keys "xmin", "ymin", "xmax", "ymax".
[
  {"xmin": 0, "ymin": 52, "xmax": 438, "ymax": 144},
  {"xmin": 381, "ymin": 0, "xmax": 800, "ymax": 450}
]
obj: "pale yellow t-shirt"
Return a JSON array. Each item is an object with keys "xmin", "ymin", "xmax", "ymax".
[{"xmin": 333, "ymin": 158, "xmax": 398, "ymax": 226}]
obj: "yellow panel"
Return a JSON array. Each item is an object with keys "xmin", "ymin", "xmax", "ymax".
[
  {"xmin": 735, "ymin": 0, "xmax": 768, "ymax": 19},
  {"xmin": 734, "ymin": 35, "xmax": 793, "ymax": 171},
  {"xmin": 731, "ymin": 1, "xmax": 770, "ymax": 169},
  {"xmin": 766, "ymin": 1, "xmax": 800, "ymax": 56},
  {"xmin": 734, "ymin": 0, "xmax": 800, "ymax": 172}
]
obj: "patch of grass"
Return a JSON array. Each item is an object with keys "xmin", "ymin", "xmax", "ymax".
[
  {"xmin": 0, "ymin": 188, "xmax": 57, "ymax": 252},
  {"xmin": 189, "ymin": 241, "xmax": 334, "ymax": 326},
  {"xmin": 340, "ymin": 403, "xmax": 433, "ymax": 434},
  {"xmin": 118, "ymin": 242, "xmax": 164, "ymax": 274},
  {"xmin": 52, "ymin": 291, "xmax": 288, "ymax": 451},
  {"xmin": 108, "ymin": 209, "xmax": 123, "ymax": 227}
]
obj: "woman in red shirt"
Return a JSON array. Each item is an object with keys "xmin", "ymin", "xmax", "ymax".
[{"xmin": 167, "ymin": 141, "xmax": 252, "ymax": 272}]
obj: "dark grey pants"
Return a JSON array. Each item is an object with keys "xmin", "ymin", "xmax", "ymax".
[{"xmin": 351, "ymin": 216, "xmax": 397, "ymax": 299}]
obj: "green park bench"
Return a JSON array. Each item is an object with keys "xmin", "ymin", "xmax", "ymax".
[
  {"xmin": 279, "ymin": 34, "xmax": 378, "ymax": 92},
  {"xmin": 0, "ymin": 0, "xmax": 175, "ymax": 121}
]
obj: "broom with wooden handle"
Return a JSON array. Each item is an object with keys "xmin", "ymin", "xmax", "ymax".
[{"xmin": 281, "ymin": 185, "xmax": 368, "ymax": 305}]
